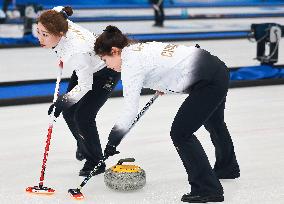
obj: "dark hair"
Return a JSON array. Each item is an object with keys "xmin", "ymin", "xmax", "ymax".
[
  {"xmin": 94, "ymin": 25, "xmax": 131, "ymax": 55},
  {"xmin": 37, "ymin": 6, "xmax": 73, "ymax": 36}
]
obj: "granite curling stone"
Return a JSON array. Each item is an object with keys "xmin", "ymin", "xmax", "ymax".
[{"xmin": 104, "ymin": 158, "xmax": 146, "ymax": 191}]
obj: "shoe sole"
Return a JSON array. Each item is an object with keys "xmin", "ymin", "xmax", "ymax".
[
  {"xmin": 218, "ymin": 174, "xmax": 240, "ymax": 179},
  {"xmin": 182, "ymin": 196, "xmax": 224, "ymax": 203}
]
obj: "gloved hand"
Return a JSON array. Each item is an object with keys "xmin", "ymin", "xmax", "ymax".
[
  {"xmin": 104, "ymin": 144, "xmax": 120, "ymax": 159},
  {"xmin": 47, "ymin": 95, "xmax": 68, "ymax": 118}
]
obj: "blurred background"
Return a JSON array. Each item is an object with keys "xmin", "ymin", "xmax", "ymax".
[{"xmin": 0, "ymin": 0, "xmax": 284, "ymax": 104}]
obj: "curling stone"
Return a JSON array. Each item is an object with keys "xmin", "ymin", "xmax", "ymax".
[{"xmin": 104, "ymin": 158, "xmax": 146, "ymax": 191}]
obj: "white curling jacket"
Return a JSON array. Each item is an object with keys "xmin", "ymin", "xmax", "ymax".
[
  {"xmin": 108, "ymin": 41, "xmax": 226, "ymax": 146},
  {"xmin": 53, "ymin": 20, "xmax": 105, "ymax": 106}
]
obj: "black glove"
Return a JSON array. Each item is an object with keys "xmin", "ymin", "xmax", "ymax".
[
  {"xmin": 104, "ymin": 144, "xmax": 120, "ymax": 159},
  {"xmin": 47, "ymin": 95, "xmax": 68, "ymax": 118}
]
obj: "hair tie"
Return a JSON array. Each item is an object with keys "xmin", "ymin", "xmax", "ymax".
[{"xmin": 60, "ymin": 10, "xmax": 69, "ymax": 19}]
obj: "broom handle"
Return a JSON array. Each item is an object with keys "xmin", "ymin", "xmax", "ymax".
[{"xmin": 39, "ymin": 67, "xmax": 63, "ymax": 186}]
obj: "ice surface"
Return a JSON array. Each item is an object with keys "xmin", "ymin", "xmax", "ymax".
[{"xmin": 0, "ymin": 85, "xmax": 284, "ymax": 204}]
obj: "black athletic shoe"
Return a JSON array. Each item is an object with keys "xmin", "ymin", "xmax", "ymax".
[
  {"xmin": 76, "ymin": 149, "xmax": 85, "ymax": 161},
  {"xmin": 214, "ymin": 165, "xmax": 240, "ymax": 179},
  {"xmin": 79, "ymin": 160, "xmax": 106, "ymax": 177},
  {"xmin": 152, "ymin": 23, "xmax": 164, "ymax": 27},
  {"xmin": 216, "ymin": 171, "xmax": 240, "ymax": 179},
  {"xmin": 181, "ymin": 193, "xmax": 224, "ymax": 203}
]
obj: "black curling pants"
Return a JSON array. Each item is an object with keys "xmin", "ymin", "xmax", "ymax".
[
  {"xmin": 170, "ymin": 67, "xmax": 237, "ymax": 196},
  {"xmin": 151, "ymin": 0, "xmax": 164, "ymax": 25},
  {"xmin": 2, "ymin": 0, "xmax": 12, "ymax": 13},
  {"xmin": 62, "ymin": 68, "xmax": 120, "ymax": 164},
  {"xmin": 204, "ymin": 99, "xmax": 240, "ymax": 178}
]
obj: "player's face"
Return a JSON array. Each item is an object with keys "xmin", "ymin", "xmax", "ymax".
[
  {"xmin": 101, "ymin": 48, "xmax": 122, "ymax": 72},
  {"xmin": 36, "ymin": 22, "xmax": 62, "ymax": 48}
]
